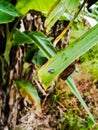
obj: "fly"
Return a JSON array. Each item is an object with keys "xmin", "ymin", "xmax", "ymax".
[{"xmin": 48, "ymin": 69, "xmax": 54, "ymax": 74}]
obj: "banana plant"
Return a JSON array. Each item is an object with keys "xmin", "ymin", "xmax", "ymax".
[{"xmin": 0, "ymin": 0, "xmax": 97, "ymax": 125}]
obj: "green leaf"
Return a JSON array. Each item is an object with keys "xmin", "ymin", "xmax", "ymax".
[
  {"xmin": 65, "ymin": 0, "xmax": 79, "ymax": 10},
  {"xmin": 24, "ymin": 45, "xmax": 37, "ymax": 63},
  {"xmin": 14, "ymin": 29, "xmax": 33, "ymax": 44},
  {"xmin": 45, "ymin": 0, "xmax": 79, "ymax": 32},
  {"xmin": 14, "ymin": 79, "xmax": 41, "ymax": 112},
  {"xmin": 14, "ymin": 29, "xmax": 56, "ymax": 59},
  {"xmin": 16, "ymin": 0, "xmax": 56, "ymax": 15},
  {"xmin": 45, "ymin": 0, "xmax": 66, "ymax": 32},
  {"xmin": 26, "ymin": 31, "xmax": 57, "ymax": 59},
  {"xmin": 38, "ymin": 24, "xmax": 98, "ymax": 88},
  {"xmin": 32, "ymin": 50, "xmax": 48, "ymax": 67},
  {"xmin": 59, "ymin": 12, "xmax": 73, "ymax": 21},
  {"xmin": 24, "ymin": 45, "xmax": 48, "ymax": 67},
  {"xmin": 0, "ymin": 0, "xmax": 20, "ymax": 16},
  {"xmin": 0, "ymin": 11, "xmax": 14, "ymax": 24},
  {"xmin": 66, "ymin": 76, "xmax": 95, "ymax": 124},
  {"xmin": 0, "ymin": 0, "xmax": 20, "ymax": 24}
]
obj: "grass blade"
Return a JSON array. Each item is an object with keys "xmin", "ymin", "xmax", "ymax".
[{"xmin": 66, "ymin": 76, "xmax": 95, "ymax": 123}]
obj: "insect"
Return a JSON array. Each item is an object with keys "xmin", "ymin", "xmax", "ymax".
[{"xmin": 48, "ymin": 69, "xmax": 54, "ymax": 74}]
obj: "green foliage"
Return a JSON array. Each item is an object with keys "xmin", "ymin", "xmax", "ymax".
[
  {"xmin": 14, "ymin": 29, "xmax": 56, "ymax": 58},
  {"xmin": 14, "ymin": 29, "xmax": 33, "ymax": 44},
  {"xmin": 14, "ymin": 27, "xmax": 96, "ymax": 123},
  {"xmin": 62, "ymin": 112, "xmax": 94, "ymax": 130},
  {"xmin": 0, "ymin": 0, "xmax": 20, "ymax": 23},
  {"xmin": 45, "ymin": 0, "xmax": 80, "ymax": 32},
  {"xmin": 88, "ymin": 2, "xmax": 98, "ymax": 21},
  {"xmin": 65, "ymin": 0, "xmax": 80, "ymax": 10},
  {"xmin": 31, "ymin": 50, "xmax": 48, "ymax": 67},
  {"xmin": 80, "ymin": 43, "xmax": 98, "ymax": 79},
  {"xmin": 0, "ymin": 0, "xmax": 97, "ymax": 126}
]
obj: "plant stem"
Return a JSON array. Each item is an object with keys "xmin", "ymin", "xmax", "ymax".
[
  {"xmin": 4, "ymin": 24, "xmax": 11, "ymax": 64},
  {"xmin": 4, "ymin": 18, "xmax": 21, "ymax": 64},
  {"xmin": 53, "ymin": 0, "xmax": 88, "ymax": 45}
]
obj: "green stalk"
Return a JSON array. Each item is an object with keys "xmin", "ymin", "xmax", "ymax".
[
  {"xmin": 4, "ymin": 18, "xmax": 21, "ymax": 64},
  {"xmin": 4, "ymin": 23, "xmax": 11, "ymax": 64}
]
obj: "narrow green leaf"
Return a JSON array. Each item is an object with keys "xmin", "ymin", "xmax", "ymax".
[
  {"xmin": 38, "ymin": 24, "xmax": 98, "ymax": 88},
  {"xmin": 14, "ymin": 79, "xmax": 41, "ymax": 112},
  {"xmin": 66, "ymin": 76, "xmax": 95, "ymax": 124}
]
